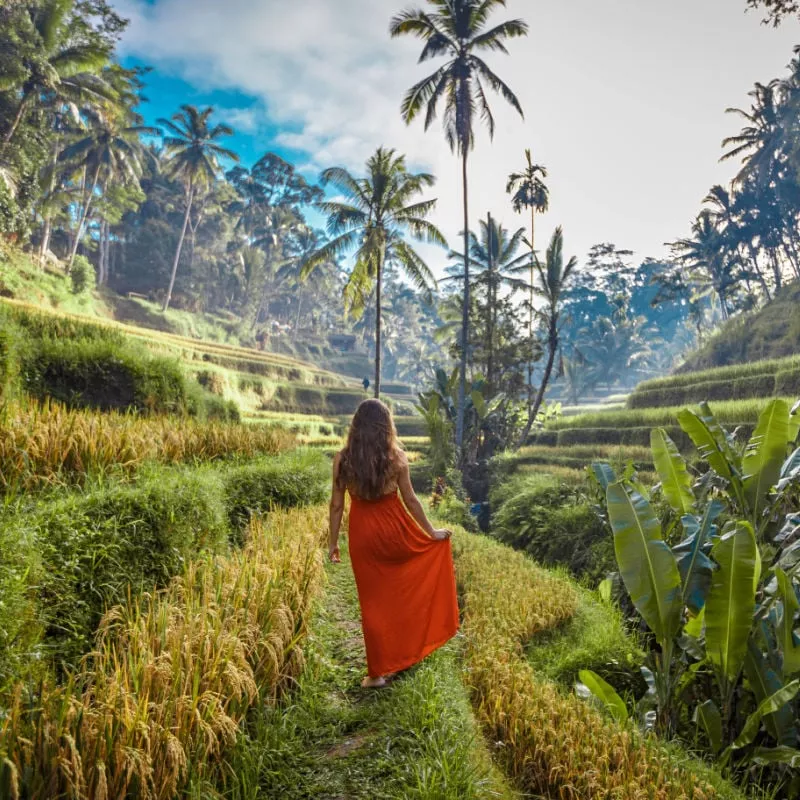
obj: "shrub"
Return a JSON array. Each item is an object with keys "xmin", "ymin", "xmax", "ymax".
[
  {"xmin": 0, "ymin": 322, "xmax": 17, "ymax": 402},
  {"xmin": 19, "ymin": 468, "xmax": 230, "ymax": 666},
  {"xmin": 492, "ymin": 485, "xmax": 612, "ymax": 583},
  {"xmin": 22, "ymin": 337, "xmax": 189, "ymax": 414},
  {"xmin": 69, "ymin": 255, "xmax": 95, "ymax": 295},
  {"xmin": 223, "ymin": 449, "xmax": 329, "ymax": 538},
  {"xmin": 196, "ymin": 369, "xmax": 226, "ymax": 396},
  {"xmin": 433, "ymin": 487, "xmax": 478, "ymax": 532}
]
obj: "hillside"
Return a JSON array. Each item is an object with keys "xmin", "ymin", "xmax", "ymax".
[{"xmin": 678, "ymin": 280, "xmax": 800, "ymax": 372}]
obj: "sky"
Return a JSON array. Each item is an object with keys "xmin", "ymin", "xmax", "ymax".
[{"xmin": 116, "ymin": 0, "xmax": 800, "ymax": 276}]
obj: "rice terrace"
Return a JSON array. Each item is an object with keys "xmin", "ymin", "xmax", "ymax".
[{"xmin": 3, "ymin": 0, "xmax": 800, "ymax": 797}]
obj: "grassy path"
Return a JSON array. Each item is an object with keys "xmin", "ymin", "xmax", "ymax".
[{"xmin": 222, "ymin": 538, "xmax": 517, "ymax": 800}]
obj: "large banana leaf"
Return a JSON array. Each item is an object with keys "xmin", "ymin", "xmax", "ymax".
[
  {"xmin": 607, "ymin": 482, "xmax": 682, "ymax": 645},
  {"xmin": 674, "ymin": 500, "xmax": 724, "ymax": 616},
  {"xmin": 677, "ymin": 408, "xmax": 735, "ymax": 483},
  {"xmin": 775, "ymin": 568, "xmax": 800, "ymax": 677},
  {"xmin": 698, "ymin": 402, "xmax": 737, "ymax": 457},
  {"xmin": 743, "ymin": 399, "xmax": 790, "ymax": 521},
  {"xmin": 651, "ymin": 428, "xmax": 694, "ymax": 515},
  {"xmin": 577, "ymin": 669, "xmax": 628, "ymax": 723},
  {"xmin": 590, "ymin": 461, "xmax": 617, "ymax": 492},
  {"xmin": 789, "ymin": 399, "xmax": 800, "ymax": 444},
  {"xmin": 744, "ymin": 639, "xmax": 798, "ymax": 746},
  {"xmin": 731, "ymin": 680, "xmax": 800, "ymax": 751},
  {"xmin": 694, "ymin": 699, "xmax": 723, "ymax": 754},
  {"xmin": 706, "ymin": 521, "xmax": 761, "ymax": 683}
]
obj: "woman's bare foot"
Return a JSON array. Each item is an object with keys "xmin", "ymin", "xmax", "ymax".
[{"xmin": 361, "ymin": 673, "xmax": 396, "ymax": 688}]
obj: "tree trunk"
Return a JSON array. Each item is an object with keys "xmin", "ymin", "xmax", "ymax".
[
  {"xmin": 527, "ymin": 204, "xmax": 535, "ymax": 399},
  {"xmin": 746, "ymin": 241, "xmax": 771, "ymax": 301},
  {"xmin": 163, "ymin": 185, "xmax": 194, "ymax": 313},
  {"xmin": 2, "ymin": 94, "xmax": 31, "ymax": 144},
  {"xmin": 518, "ymin": 321, "xmax": 557, "ymax": 447},
  {"xmin": 769, "ymin": 248, "xmax": 783, "ymax": 292},
  {"xmin": 486, "ymin": 213, "xmax": 494, "ymax": 394},
  {"xmin": 39, "ymin": 139, "xmax": 59, "ymax": 270},
  {"xmin": 374, "ymin": 259, "xmax": 382, "ymax": 399},
  {"xmin": 68, "ymin": 166, "xmax": 100, "ymax": 271},
  {"xmin": 455, "ymin": 150, "xmax": 469, "ymax": 457}
]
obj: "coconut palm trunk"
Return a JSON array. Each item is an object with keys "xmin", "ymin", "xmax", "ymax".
[
  {"xmin": 68, "ymin": 165, "xmax": 101, "ymax": 270},
  {"xmin": 163, "ymin": 184, "xmax": 195, "ymax": 312},
  {"xmin": 374, "ymin": 260, "xmax": 383, "ymax": 399},
  {"xmin": 519, "ymin": 320, "xmax": 557, "ymax": 445},
  {"xmin": 456, "ymin": 149, "xmax": 469, "ymax": 454}
]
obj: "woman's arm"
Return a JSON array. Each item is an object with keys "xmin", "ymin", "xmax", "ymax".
[
  {"xmin": 329, "ymin": 453, "xmax": 345, "ymax": 562},
  {"xmin": 397, "ymin": 455, "xmax": 452, "ymax": 541}
]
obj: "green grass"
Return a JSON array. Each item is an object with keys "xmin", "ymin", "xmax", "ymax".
[
  {"xmin": 546, "ymin": 397, "xmax": 786, "ymax": 432},
  {"xmin": 218, "ymin": 541, "xmax": 518, "ymax": 800},
  {"xmin": 526, "ymin": 583, "xmax": 644, "ymax": 699}
]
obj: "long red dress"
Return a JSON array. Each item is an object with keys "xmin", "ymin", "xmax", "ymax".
[{"xmin": 348, "ymin": 491, "xmax": 460, "ymax": 678}]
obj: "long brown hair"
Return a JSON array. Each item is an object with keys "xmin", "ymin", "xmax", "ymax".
[{"xmin": 338, "ymin": 399, "xmax": 402, "ymax": 500}]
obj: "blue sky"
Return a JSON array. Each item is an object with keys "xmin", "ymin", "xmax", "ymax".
[{"xmin": 117, "ymin": 0, "xmax": 800, "ymax": 276}]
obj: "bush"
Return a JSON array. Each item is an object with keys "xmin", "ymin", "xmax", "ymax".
[
  {"xmin": 18, "ymin": 468, "xmax": 230, "ymax": 666},
  {"xmin": 433, "ymin": 487, "xmax": 478, "ymax": 532},
  {"xmin": 222, "ymin": 449, "xmax": 329, "ymax": 539},
  {"xmin": 0, "ymin": 322, "xmax": 17, "ymax": 402},
  {"xmin": 22, "ymin": 337, "xmax": 189, "ymax": 414},
  {"xmin": 69, "ymin": 255, "xmax": 95, "ymax": 295},
  {"xmin": 493, "ymin": 485, "xmax": 612, "ymax": 583}
]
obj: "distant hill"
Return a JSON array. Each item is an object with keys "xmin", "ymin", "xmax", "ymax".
[{"xmin": 678, "ymin": 281, "xmax": 800, "ymax": 373}]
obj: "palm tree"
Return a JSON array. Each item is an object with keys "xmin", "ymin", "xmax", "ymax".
[
  {"xmin": 447, "ymin": 214, "xmax": 527, "ymax": 392},
  {"xmin": 1, "ymin": 0, "xmax": 112, "ymax": 144},
  {"xmin": 158, "ymin": 105, "xmax": 238, "ymax": 312},
  {"xmin": 390, "ymin": 0, "xmax": 528, "ymax": 454},
  {"xmin": 670, "ymin": 211, "xmax": 740, "ymax": 319},
  {"xmin": 506, "ymin": 148, "xmax": 549, "ymax": 395},
  {"xmin": 58, "ymin": 108, "xmax": 156, "ymax": 269},
  {"xmin": 301, "ymin": 147, "xmax": 446, "ymax": 397},
  {"xmin": 518, "ymin": 226, "xmax": 578, "ymax": 445}
]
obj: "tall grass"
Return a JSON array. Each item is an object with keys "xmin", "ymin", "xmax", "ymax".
[
  {"xmin": 0, "ymin": 506, "xmax": 326, "ymax": 800},
  {"xmin": 0, "ymin": 401, "xmax": 295, "ymax": 493},
  {"xmin": 453, "ymin": 529, "xmax": 739, "ymax": 799}
]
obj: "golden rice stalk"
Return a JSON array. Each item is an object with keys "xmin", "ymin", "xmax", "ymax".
[
  {"xmin": 0, "ymin": 506, "xmax": 326, "ymax": 800},
  {"xmin": 453, "ymin": 529, "xmax": 719, "ymax": 800}
]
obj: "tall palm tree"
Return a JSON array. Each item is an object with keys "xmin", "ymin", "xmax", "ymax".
[
  {"xmin": 301, "ymin": 147, "xmax": 446, "ymax": 397},
  {"xmin": 518, "ymin": 226, "xmax": 578, "ymax": 445},
  {"xmin": 1, "ymin": 0, "xmax": 112, "ymax": 144},
  {"xmin": 390, "ymin": 0, "xmax": 528, "ymax": 453},
  {"xmin": 158, "ymin": 105, "xmax": 238, "ymax": 312},
  {"xmin": 506, "ymin": 148, "xmax": 549, "ymax": 395},
  {"xmin": 58, "ymin": 108, "xmax": 156, "ymax": 269}
]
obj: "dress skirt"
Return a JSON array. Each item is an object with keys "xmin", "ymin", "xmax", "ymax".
[{"xmin": 347, "ymin": 491, "xmax": 459, "ymax": 678}]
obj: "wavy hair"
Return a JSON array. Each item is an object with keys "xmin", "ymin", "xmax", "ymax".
[{"xmin": 338, "ymin": 399, "xmax": 402, "ymax": 500}]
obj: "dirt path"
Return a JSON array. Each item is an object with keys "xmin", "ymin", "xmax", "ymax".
[{"xmin": 226, "ymin": 538, "xmax": 517, "ymax": 800}]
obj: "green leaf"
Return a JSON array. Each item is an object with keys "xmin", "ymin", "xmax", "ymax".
[
  {"xmin": 694, "ymin": 699, "xmax": 723, "ymax": 754},
  {"xmin": 775, "ymin": 568, "xmax": 800, "ymax": 677},
  {"xmin": 598, "ymin": 578, "xmax": 612, "ymax": 604},
  {"xmin": 651, "ymin": 428, "xmax": 695, "ymax": 515},
  {"xmin": 732, "ymin": 680, "xmax": 800, "ymax": 750},
  {"xmin": 685, "ymin": 606, "xmax": 705, "ymax": 639},
  {"xmin": 744, "ymin": 639, "xmax": 798, "ymax": 746},
  {"xmin": 677, "ymin": 408, "xmax": 735, "ymax": 483},
  {"xmin": 789, "ymin": 399, "xmax": 800, "ymax": 445},
  {"xmin": 750, "ymin": 746, "xmax": 800, "ymax": 767},
  {"xmin": 674, "ymin": 500, "xmax": 724, "ymax": 616},
  {"xmin": 590, "ymin": 462, "xmax": 616, "ymax": 492},
  {"xmin": 577, "ymin": 670, "xmax": 628, "ymax": 723},
  {"xmin": 607, "ymin": 482, "xmax": 682, "ymax": 645},
  {"xmin": 471, "ymin": 391, "xmax": 488, "ymax": 420},
  {"xmin": 781, "ymin": 447, "xmax": 800, "ymax": 481},
  {"xmin": 743, "ymin": 399, "xmax": 791, "ymax": 521},
  {"xmin": 706, "ymin": 522, "xmax": 761, "ymax": 683}
]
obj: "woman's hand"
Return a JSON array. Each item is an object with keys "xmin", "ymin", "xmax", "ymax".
[
  {"xmin": 432, "ymin": 527, "xmax": 452, "ymax": 541},
  {"xmin": 328, "ymin": 543, "xmax": 341, "ymax": 563}
]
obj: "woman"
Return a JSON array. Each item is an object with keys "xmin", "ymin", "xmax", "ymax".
[{"xmin": 328, "ymin": 399, "xmax": 459, "ymax": 688}]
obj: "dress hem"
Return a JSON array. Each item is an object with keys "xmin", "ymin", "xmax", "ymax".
[{"xmin": 367, "ymin": 626, "xmax": 459, "ymax": 679}]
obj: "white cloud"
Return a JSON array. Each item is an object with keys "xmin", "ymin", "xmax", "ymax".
[{"xmin": 118, "ymin": 0, "xmax": 800, "ymax": 274}]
